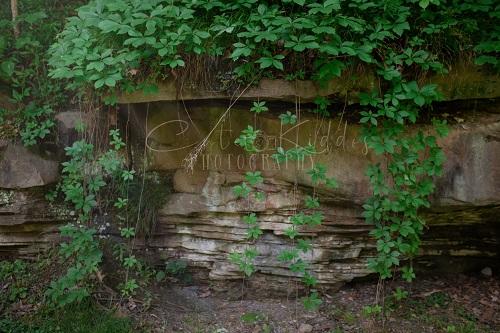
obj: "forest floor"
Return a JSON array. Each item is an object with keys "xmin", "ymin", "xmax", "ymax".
[
  {"xmin": 2, "ymin": 256, "xmax": 498, "ymax": 333},
  {"xmin": 131, "ymin": 273, "xmax": 499, "ymax": 333}
]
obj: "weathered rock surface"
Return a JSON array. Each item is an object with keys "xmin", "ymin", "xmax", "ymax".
[
  {"xmin": 55, "ymin": 111, "xmax": 87, "ymax": 149},
  {"xmin": 434, "ymin": 118, "xmax": 500, "ymax": 206},
  {"xmin": 0, "ymin": 141, "xmax": 59, "ymax": 189},
  {"xmin": 0, "ymin": 189, "xmax": 69, "ymax": 257},
  {"xmin": 118, "ymin": 64, "xmax": 500, "ymax": 104},
  {"xmin": 124, "ymin": 100, "xmax": 500, "ymax": 289}
]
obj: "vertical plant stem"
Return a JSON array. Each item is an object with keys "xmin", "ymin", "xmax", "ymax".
[{"xmin": 11, "ymin": 0, "xmax": 20, "ymax": 38}]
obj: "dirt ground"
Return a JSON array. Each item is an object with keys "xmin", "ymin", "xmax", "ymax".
[{"xmin": 131, "ymin": 273, "xmax": 499, "ymax": 333}]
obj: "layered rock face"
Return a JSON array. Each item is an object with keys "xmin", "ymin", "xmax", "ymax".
[
  {"xmin": 124, "ymin": 99, "xmax": 500, "ymax": 288},
  {"xmin": 0, "ymin": 76, "xmax": 499, "ymax": 289},
  {"xmin": 0, "ymin": 189, "xmax": 69, "ymax": 257},
  {"xmin": 0, "ymin": 114, "xmax": 79, "ymax": 258}
]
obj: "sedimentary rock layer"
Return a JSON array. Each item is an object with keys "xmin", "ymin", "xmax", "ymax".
[{"xmin": 127, "ymin": 100, "xmax": 499, "ymax": 287}]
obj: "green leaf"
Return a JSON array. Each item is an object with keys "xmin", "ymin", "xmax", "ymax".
[
  {"xmin": 120, "ymin": 227, "xmax": 136, "ymax": 238},
  {"xmin": 297, "ymin": 239, "xmax": 313, "ymax": 253},
  {"xmin": 104, "ymin": 77, "xmax": 116, "ymax": 87},
  {"xmin": 289, "ymin": 259, "xmax": 307, "ymax": 273},
  {"xmin": 284, "ymin": 227, "xmax": 299, "ymax": 239},
  {"xmin": 307, "ymin": 164, "xmax": 327, "ymax": 184},
  {"xmin": 247, "ymin": 226, "xmax": 263, "ymax": 240},
  {"xmin": 277, "ymin": 249, "xmax": 299, "ymax": 262},
  {"xmin": 305, "ymin": 195, "xmax": 320, "ymax": 209},
  {"xmin": 250, "ymin": 101, "xmax": 268, "ymax": 114},
  {"xmin": 419, "ymin": 0, "xmax": 430, "ymax": 9},
  {"xmin": 245, "ymin": 171, "xmax": 263, "ymax": 186},
  {"xmin": 279, "ymin": 111, "xmax": 297, "ymax": 125},
  {"xmin": 1, "ymin": 60, "xmax": 15, "ymax": 77},
  {"xmin": 243, "ymin": 213, "xmax": 258, "ymax": 225},
  {"xmin": 302, "ymin": 291, "xmax": 322, "ymax": 311},
  {"xmin": 254, "ymin": 192, "xmax": 266, "ymax": 202},
  {"xmin": 401, "ymin": 266, "xmax": 416, "ymax": 282},
  {"xmin": 233, "ymin": 182, "xmax": 251, "ymax": 198},
  {"xmin": 414, "ymin": 95, "xmax": 425, "ymax": 106},
  {"xmin": 315, "ymin": 60, "xmax": 345, "ymax": 82},
  {"xmin": 432, "ymin": 119, "xmax": 449, "ymax": 137},
  {"xmin": 98, "ymin": 20, "xmax": 120, "ymax": 33},
  {"xmin": 302, "ymin": 272, "xmax": 317, "ymax": 286}
]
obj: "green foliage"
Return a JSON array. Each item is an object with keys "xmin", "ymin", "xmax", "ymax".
[
  {"xmin": 233, "ymin": 182, "xmax": 251, "ymax": 199},
  {"xmin": 0, "ymin": 260, "xmax": 29, "ymax": 307},
  {"xmin": 0, "ymin": 300, "xmax": 136, "ymax": 333},
  {"xmin": 250, "ymin": 101, "xmax": 268, "ymax": 114},
  {"xmin": 48, "ymin": 0, "xmax": 499, "ymax": 96},
  {"xmin": 120, "ymin": 227, "xmax": 136, "ymax": 239},
  {"xmin": 302, "ymin": 291, "xmax": 322, "ymax": 311},
  {"xmin": 19, "ymin": 103, "xmax": 54, "ymax": 146},
  {"xmin": 234, "ymin": 126, "xmax": 259, "ymax": 152},
  {"xmin": 362, "ymin": 304, "xmax": 383, "ymax": 317},
  {"xmin": 0, "ymin": 0, "xmax": 82, "ymax": 145},
  {"xmin": 240, "ymin": 312, "xmax": 263, "ymax": 324},
  {"xmin": 47, "ymin": 129, "xmax": 149, "ymax": 306},
  {"xmin": 279, "ymin": 111, "xmax": 297, "ymax": 125},
  {"xmin": 361, "ymin": 81, "xmax": 449, "ymax": 281},
  {"xmin": 231, "ymin": 100, "xmax": 338, "ymax": 310},
  {"xmin": 393, "ymin": 287, "xmax": 409, "ymax": 302},
  {"xmin": 45, "ymin": 0, "xmax": 497, "ymax": 306},
  {"xmin": 230, "ymin": 129, "xmax": 266, "ymax": 278},
  {"xmin": 120, "ymin": 279, "xmax": 139, "ymax": 297},
  {"xmin": 245, "ymin": 171, "xmax": 263, "ymax": 186},
  {"xmin": 46, "ymin": 225, "xmax": 102, "ymax": 307},
  {"xmin": 244, "ymin": 213, "xmax": 263, "ymax": 240},
  {"xmin": 229, "ymin": 248, "xmax": 258, "ymax": 277}
]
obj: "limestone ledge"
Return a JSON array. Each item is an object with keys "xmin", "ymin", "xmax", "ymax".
[
  {"xmin": 146, "ymin": 174, "xmax": 499, "ymax": 287},
  {"xmin": 118, "ymin": 63, "xmax": 500, "ymax": 104}
]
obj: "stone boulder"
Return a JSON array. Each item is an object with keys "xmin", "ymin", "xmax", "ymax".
[{"xmin": 0, "ymin": 141, "xmax": 59, "ymax": 189}]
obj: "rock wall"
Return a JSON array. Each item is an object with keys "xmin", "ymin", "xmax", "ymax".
[
  {"xmin": 0, "ymin": 189, "xmax": 69, "ymax": 257},
  {"xmin": 0, "ymin": 184, "xmax": 64, "ymax": 259},
  {"xmin": 0, "ymin": 78, "xmax": 499, "ymax": 290},
  {"xmin": 0, "ymin": 114, "xmax": 79, "ymax": 258},
  {"xmin": 123, "ymin": 99, "xmax": 500, "ymax": 288}
]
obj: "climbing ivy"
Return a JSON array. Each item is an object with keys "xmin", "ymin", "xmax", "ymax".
[
  {"xmin": 231, "ymin": 102, "xmax": 339, "ymax": 310},
  {"xmin": 46, "ymin": 127, "xmax": 149, "ymax": 306}
]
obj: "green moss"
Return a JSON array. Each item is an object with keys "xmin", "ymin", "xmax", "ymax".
[{"xmin": 0, "ymin": 190, "xmax": 14, "ymax": 205}]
